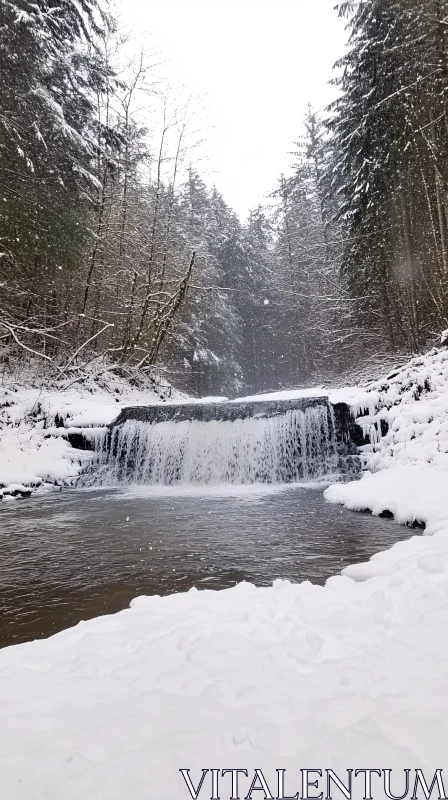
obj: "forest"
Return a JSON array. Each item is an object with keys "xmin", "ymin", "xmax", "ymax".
[{"xmin": 1, "ymin": 0, "xmax": 448, "ymax": 397}]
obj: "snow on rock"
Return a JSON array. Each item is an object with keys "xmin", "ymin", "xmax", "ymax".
[
  {"xmin": 325, "ymin": 348, "xmax": 448, "ymax": 579},
  {"xmin": 0, "ymin": 422, "xmax": 90, "ymax": 487},
  {"xmin": 0, "ymin": 375, "xmax": 187, "ymax": 494},
  {"xmin": 328, "ymin": 386, "xmax": 380, "ymax": 417},
  {"xmin": 234, "ymin": 387, "xmax": 329, "ymax": 402},
  {"xmin": 175, "ymin": 395, "xmax": 229, "ymax": 404},
  {"xmin": 234, "ymin": 385, "xmax": 380, "ymax": 418},
  {"xmin": 334, "ymin": 348, "xmax": 448, "ymax": 474}
]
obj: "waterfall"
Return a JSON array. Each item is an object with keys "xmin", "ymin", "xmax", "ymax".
[{"xmin": 93, "ymin": 404, "xmax": 341, "ymax": 486}]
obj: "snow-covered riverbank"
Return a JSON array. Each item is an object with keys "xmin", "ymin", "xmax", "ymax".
[
  {"xmin": 2, "ymin": 349, "xmax": 448, "ymax": 798},
  {"xmin": 0, "ymin": 369, "xmax": 187, "ymax": 497},
  {"xmin": 325, "ymin": 347, "xmax": 448, "ymax": 579}
]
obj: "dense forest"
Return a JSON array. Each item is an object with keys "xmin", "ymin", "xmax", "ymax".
[{"xmin": 1, "ymin": 0, "xmax": 448, "ymax": 397}]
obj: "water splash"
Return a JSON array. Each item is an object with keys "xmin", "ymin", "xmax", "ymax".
[{"xmin": 92, "ymin": 405, "xmax": 340, "ymax": 486}]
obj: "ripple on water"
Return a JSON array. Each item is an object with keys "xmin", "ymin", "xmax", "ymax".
[{"xmin": 0, "ymin": 485, "xmax": 417, "ymax": 647}]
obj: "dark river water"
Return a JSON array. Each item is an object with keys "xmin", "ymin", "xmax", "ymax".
[{"xmin": 0, "ymin": 484, "xmax": 415, "ymax": 648}]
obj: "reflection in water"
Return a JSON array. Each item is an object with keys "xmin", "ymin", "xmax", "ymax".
[{"xmin": 0, "ymin": 485, "xmax": 415, "ymax": 647}]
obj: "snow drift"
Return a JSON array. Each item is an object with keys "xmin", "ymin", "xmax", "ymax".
[{"xmin": 325, "ymin": 347, "xmax": 448, "ymax": 578}]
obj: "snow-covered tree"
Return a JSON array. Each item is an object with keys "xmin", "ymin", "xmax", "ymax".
[{"xmin": 328, "ymin": 0, "xmax": 448, "ymax": 352}]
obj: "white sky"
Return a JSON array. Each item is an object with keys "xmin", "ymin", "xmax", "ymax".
[{"xmin": 119, "ymin": 0, "xmax": 348, "ymax": 219}]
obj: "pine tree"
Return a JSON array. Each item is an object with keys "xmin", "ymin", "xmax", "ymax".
[
  {"xmin": 0, "ymin": 0, "xmax": 111, "ymax": 353},
  {"xmin": 328, "ymin": 0, "xmax": 448, "ymax": 353}
]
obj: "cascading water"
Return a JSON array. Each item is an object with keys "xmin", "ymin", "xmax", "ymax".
[{"xmin": 94, "ymin": 404, "xmax": 341, "ymax": 486}]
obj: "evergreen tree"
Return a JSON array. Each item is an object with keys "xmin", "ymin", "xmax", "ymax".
[
  {"xmin": 329, "ymin": 0, "xmax": 448, "ymax": 352},
  {"xmin": 0, "ymin": 0, "xmax": 111, "ymax": 349}
]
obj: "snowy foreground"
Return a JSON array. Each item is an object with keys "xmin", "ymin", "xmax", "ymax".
[{"xmin": 2, "ymin": 351, "xmax": 448, "ymax": 797}]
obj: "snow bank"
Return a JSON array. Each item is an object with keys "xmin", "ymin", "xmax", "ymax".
[
  {"xmin": 0, "ymin": 423, "xmax": 90, "ymax": 488},
  {"xmin": 0, "ymin": 376, "xmax": 186, "ymax": 494},
  {"xmin": 2, "ymin": 573, "xmax": 448, "ymax": 798},
  {"xmin": 325, "ymin": 348, "xmax": 448, "ymax": 579}
]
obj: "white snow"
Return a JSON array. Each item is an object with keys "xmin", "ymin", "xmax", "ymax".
[
  {"xmin": 0, "ymin": 422, "xmax": 90, "ymax": 488},
  {"xmin": 2, "ymin": 572, "xmax": 448, "ymax": 798},
  {"xmin": 234, "ymin": 387, "xmax": 328, "ymax": 402},
  {"xmin": 0, "ymin": 373, "xmax": 187, "ymax": 493},
  {"xmin": 325, "ymin": 348, "xmax": 448, "ymax": 580},
  {"xmin": 175, "ymin": 395, "xmax": 229, "ymax": 404},
  {"xmin": 234, "ymin": 385, "xmax": 379, "ymax": 417}
]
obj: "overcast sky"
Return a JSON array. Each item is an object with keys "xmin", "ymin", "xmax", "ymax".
[{"xmin": 119, "ymin": 0, "xmax": 348, "ymax": 219}]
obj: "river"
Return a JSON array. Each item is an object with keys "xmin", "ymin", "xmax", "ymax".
[{"xmin": 0, "ymin": 484, "xmax": 415, "ymax": 647}]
